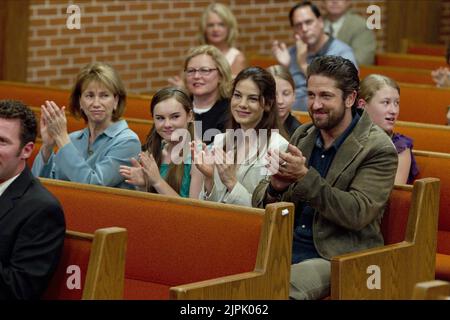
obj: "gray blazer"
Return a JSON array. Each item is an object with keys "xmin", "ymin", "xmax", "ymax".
[
  {"xmin": 252, "ymin": 111, "xmax": 398, "ymax": 259},
  {"xmin": 327, "ymin": 11, "xmax": 377, "ymax": 65}
]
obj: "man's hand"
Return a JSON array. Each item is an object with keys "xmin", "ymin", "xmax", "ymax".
[
  {"xmin": 294, "ymin": 34, "xmax": 308, "ymax": 74},
  {"xmin": 272, "ymin": 40, "xmax": 291, "ymax": 68}
]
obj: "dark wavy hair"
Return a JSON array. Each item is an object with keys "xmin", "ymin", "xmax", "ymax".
[
  {"xmin": 307, "ymin": 55, "xmax": 360, "ymax": 108},
  {"xmin": 0, "ymin": 100, "xmax": 37, "ymax": 147}
]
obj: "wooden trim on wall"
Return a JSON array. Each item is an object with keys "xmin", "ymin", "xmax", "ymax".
[
  {"xmin": 386, "ymin": 0, "xmax": 442, "ymax": 52},
  {"xmin": 0, "ymin": 0, "xmax": 29, "ymax": 81}
]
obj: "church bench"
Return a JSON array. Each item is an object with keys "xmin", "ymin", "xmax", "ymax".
[
  {"xmin": 43, "ymin": 227, "xmax": 127, "ymax": 300},
  {"xmin": 40, "ymin": 178, "xmax": 294, "ymax": 300},
  {"xmin": 413, "ymin": 151, "xmax": 450, "ymax": 281},
  {"xmin": 331, "ymin": 178, "xmax": 440, "ymax": 299}
]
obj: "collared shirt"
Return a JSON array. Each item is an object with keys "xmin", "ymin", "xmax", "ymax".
[
  {"xmin": 324, "ymin": 15, "xmax": 346, "ymax": 38},
  {"xmin": 31, "ymin": 119, "xmax": 141, "ymax": 189},
  {"xmin": 292, "ymin": 112, "xmax": 361, "ymax": 264},
  {"xmin": 0, "ymin": 172, "xmax": 20, "ymax": 197},
  {"xmin": 288, "ymin": 37, "xmax": 357, "ymax": 111}
]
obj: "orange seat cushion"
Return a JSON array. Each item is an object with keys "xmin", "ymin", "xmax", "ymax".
[{"xmin": 436, "ymin": 253, "xmax": 450, "ymax": 281}]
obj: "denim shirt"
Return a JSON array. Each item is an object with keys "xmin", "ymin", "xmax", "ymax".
[
  {"xmin": 32, "ymin": 119, "xmax": 141, "ymax": 189},
  {"xmin": 288, "ymin": 37, "xmax": 357, "ymax": 111},
  {"xmin": 292, "ymin": 112, "xmax": 361, "ymax": 263}
]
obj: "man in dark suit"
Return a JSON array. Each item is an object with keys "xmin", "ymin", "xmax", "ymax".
[{"xmin": 0, "ymin": 100, "xmax": 65, "ymax": 299}]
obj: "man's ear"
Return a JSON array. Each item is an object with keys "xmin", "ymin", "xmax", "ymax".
[
  {"xmin": 20, "ymin": 142, "xmax": 34, "ymax": 160},
  {"xmin": 345, "ymin": 90, "xmax": 357, "ymax": 109}
]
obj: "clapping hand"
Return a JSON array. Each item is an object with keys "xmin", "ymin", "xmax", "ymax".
[{"xmin": 272, "ymin": 40, "xmax": 291, "ymax": 68}]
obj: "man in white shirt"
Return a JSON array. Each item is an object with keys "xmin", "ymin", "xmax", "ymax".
[{"xmin": 0, "ymin": 100, "xmax": 65, "ymax": 299}]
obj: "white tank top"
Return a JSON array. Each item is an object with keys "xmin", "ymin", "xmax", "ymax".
[{"xmin": 224, "ymin": 47, "xmax": 241, "ymax": 67}]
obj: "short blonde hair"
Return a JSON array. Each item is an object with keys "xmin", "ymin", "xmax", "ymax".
[
  {"xmin": 184, "ymin": 45, "xmax": 232, "ymax": 100},
  {"xmin": 359, "ymin": 74, "xmax": 400, "ymax": 103},
  {"xmin": 69, "ymin": 62, "xmax": 126, "ymax": 123},
  {"xmin": 199, "ymin": 3, "xmax": 239, "ymax": 47}
]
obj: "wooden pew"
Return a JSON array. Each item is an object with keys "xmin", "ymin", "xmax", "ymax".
[
  {"xmin": 331, "ymin": 178, "xmax": 440, "ymax": 299},
  {"xmin": 30, "ymin": 106, "xmax": 152, "ymax": 143},
  {"xmin": 401, "ymin": 40, "xmax": 447, "ymax": 57},
  {"xmin": 0, "ymin": 80, "xmax": 152, "ymax": 121},
  {"xmin": 397, "ymin": 83, "xmax": 450, "ymax": 125},
  {"xmin": 292, "ymin": 111, "xmax": 450, "ymax": 153},
  {"xmin": 248, "ymin": 53, "xmax": 277, "ymax": 69},
  {"xmin": 413, "ymin": 150, "xmax": 450, "ymax": 281},
  {"xmin": 396, "ymin": 122, "xmax": 450, "ymax": 154},
  {"xmin": 40, "ymin": 178, "xmax": 294, "ymax": 300},
  {"xmin": 43, "ymin": 227, "xmax": 127, "ymax": 300},
  {"xmin": 360, "ymin": 65, "xmax": 435, "ymax": 85},
  {"xmin": 412, "ymin": 280, "xmax": 450, "ymax": 299},
  {"xmin": 376, "ymin": 52, "xmax": 447, "ymax": 70}
]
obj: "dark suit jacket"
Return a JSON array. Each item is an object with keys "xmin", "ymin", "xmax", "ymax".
[{"xmin": 0, "ymin": 166, "xmax": 65, "ymax": 300}]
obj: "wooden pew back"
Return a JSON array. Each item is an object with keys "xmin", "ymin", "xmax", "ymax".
[
  {"xmin": 376, "ymin": 52, "xmax": 447, "ymax": 70},
  {"xmin": 397, "ymin": 83, "xmax": 450, "ymax": 125},
  {"xmin": 402, "ymin": 41, "xmax": 447, "ymax": 57},
  {"xmin": 0, "ymin": 80, "xmax": 152, "ymax": 120},
  {"xmin": 413, "ymin": 151, "xmax": 450, "ymax": 255},
  {"xmin": 360, "ymin": 65, "xmax": 435, "ymax": 85},
  {"xmin": 395, "ymin": 121, "xmax": 450, "ymax": 154},
  {"xmin": 43, "ymin": 227, "xmax": 127, "ymax": 300},
  {"xmin": 40, "ymin": 178, "xmax": 294, "ymax": 299},
  {"xmin": 331, "ymin": 178, "xmax": 440, "ymax": 299}
]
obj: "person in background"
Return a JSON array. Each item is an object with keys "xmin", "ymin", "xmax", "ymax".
[
  {"xmin": 120, "ymin": 87, "xmax": 202, "ymax": 198},
  {"xmin": 431, "ymin": 43, "xmax": 450, "ymax": 88},
  {"xmin": 272, "ymin": 1, "xmax": 357, "ymax": 111},
  {"xmin": 0, "ymin": 100, "xmax": 65, "ymax": 299},
  {"xmin": 199, "ymin": 3, "xmax": 247, "ymax": 76},
  {"xmin": 32, "ymin": 62, "xmax": 141, "ymax": 189},
  {"xmin": 322, "ymin": 0, "xmax": 376, "ymax": 65},
  {"xmin": 358, "ymin": 74, "xmax": 419, "ymax": 184},
  {"xmin": 169, "ymin": 3, "xmax": 246, "ymax": 86},
  {"xmin": 267, "ymin": 65, "xmax": 302, "ymax": 137},
  {"xmin": 178, "ymin": 45, "xmax": 232, "ymax": 144}
]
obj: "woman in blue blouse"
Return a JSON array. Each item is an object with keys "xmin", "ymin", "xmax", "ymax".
[
  {"xmin": 32, "ymin": 62, "xmax": 141, "ymax": 189},
  {"xmin": 119, "ymin": 87, "xmax": 202, "ymax": 198}
]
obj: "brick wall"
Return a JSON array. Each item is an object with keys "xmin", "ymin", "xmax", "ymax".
[{"xmin": 26, "ymin": 0, "xmax": 389, "ymax": 95}]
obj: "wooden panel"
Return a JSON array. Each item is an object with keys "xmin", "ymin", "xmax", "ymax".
[
  {"xmin": 386, "ymin": 0, "xmax": 442, "ymax": 53},
  {"xmin": 0, "ymin": 0, "xmax": 29, "ymax": 81}
]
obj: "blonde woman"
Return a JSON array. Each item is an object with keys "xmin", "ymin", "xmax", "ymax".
[
  {"xmin": 32, "ymin": 62, "xmax": 140, "ymax": 189},
  {"xmin": 199, "ymin": 3, "xmax": 246, "ymax": 76}
]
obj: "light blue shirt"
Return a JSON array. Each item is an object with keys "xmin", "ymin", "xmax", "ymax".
[
  {"xmin": 288, "ymin": 37, "xmax": 357, "ymax": 111},
  {"xmin": 32, "ymin": 120, "xmax": 141, "ymax": 189}
]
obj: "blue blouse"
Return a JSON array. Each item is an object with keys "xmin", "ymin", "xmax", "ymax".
[{"xmin": 32, "ymin": 120, "xmax": 141, "ymax": 189}]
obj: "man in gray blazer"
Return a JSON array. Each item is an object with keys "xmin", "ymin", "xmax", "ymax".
[
  {"xmin": 323, "ymin": 0, "xmax": 376, "ymax": 65},
  {"xmin": 252, "ymin": 56, "xmax": 397, "ymax": 300}
]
